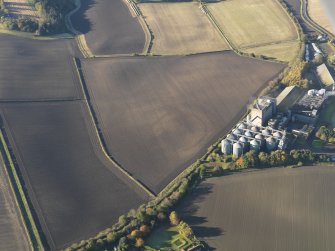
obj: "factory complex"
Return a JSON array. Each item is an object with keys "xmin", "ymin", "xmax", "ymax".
[{"xmin": 222, "ymin": 84, "xmax": 335, "ymax": 158}]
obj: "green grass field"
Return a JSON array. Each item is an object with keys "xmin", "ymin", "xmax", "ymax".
[
  {"xmin": 207, "ymin": 0, "xmax": 300, "ymax": 62},
  {"xmin": 145, "ymin": 226, "xmax": 192, "ymax": 251}
]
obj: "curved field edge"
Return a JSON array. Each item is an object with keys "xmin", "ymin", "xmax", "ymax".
[
  {"xmin": 68, "ymin": 0, "xmax": 150, "ymax": 57},
  {"xmin": 205, "ymin": 0, "xmax": 302, "ymax": 62},
  {"xmin": 72, "ymin": 58, "xmax": 155, "ymax": 198},
  {"xmin": 0, "ymin": 130, "xmax": 44, "ymax": 250}
]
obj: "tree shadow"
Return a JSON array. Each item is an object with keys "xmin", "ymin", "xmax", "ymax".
[{"xmin": 70, "ymin": 0, "xmax": 95, "ymax": 34}]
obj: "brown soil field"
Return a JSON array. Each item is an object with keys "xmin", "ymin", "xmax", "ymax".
[
  {"xmin": 81, "ymin": 52, "xmax": 284, "ymax": 193},
  {"xmin": 179, "ymin": 166, "xmax": 335, "ymax": 251},
  {"xmin": 139, "ymin": 3, "xmax": 228, "ymax": 55},
  {"xmin": 70, "ymin": 0, "xmax": 146, "ymax": 55},
  {"xmin": 0, "ymin": 101, "xmax": 148, "ymax": 250},
  {"xmin": 0, "ymin": 34, "xmax": 81, "ymax": 101},
  {"xmin": 0, "ymin": 155, "xmax": 30, "ymax": 251}
]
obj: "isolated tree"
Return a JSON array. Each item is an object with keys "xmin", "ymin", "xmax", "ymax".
[
  {"xmin": 139, "ymin": 225, "xmax": 150, "ymax": 236},
  {"xmin": 135, "ymin": 238, "xmax": 145, "ymax": 248},
  {"xmin": 169, "ymin": 211, "xmax": 180, "ymax": 226}
]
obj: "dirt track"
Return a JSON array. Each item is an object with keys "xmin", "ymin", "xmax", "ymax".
[
  {"xmin": 0, "ymin": 34, "xmax": 81, "ymax": 101},
  {"xmin": 179, "ymin": 166, "xmax": 335, "ymax": 251},
  {"xmin": 81, "ymin": 52, "xmax": 284, "ymax": 193},
  {"xmin": 70, "ymin": 0, "xmax": 146, "ymax": 55},
  {"xmin": 0, "ymin": 101, "xmax": 148, "ymax": 250}
]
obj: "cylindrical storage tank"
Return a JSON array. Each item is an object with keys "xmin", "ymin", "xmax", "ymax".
[
  {"xmin": 238, "ymin": 122, "xmax": 247, "ymax": 130},
  {"xmin": 255, "ymin": 134, "xmax": 265, "ymax": 148},
  {"xmin": 250, "ymin": 139, "xmax": 260, "ymax": 152},
  {"xmin": 233, "ymin": 142, "xmax": 243, "ymax": 158},
  {"xmin": 262, "ymin": 128, "xmax": 271, "ymax": 136},
  {"xmin": 227, "ymin": 134, "xmax": 236, "ymax": 141},
  {"xmin": 239, "ymin": 136, "xmax": 249, "ymax": 151},
  {"xmin": 273, "ymin": 131, "xmax": 282, "ymax": 139},
  {"xmin": 244, "ymin": 130, "xmax": 253, "ymax": 138},
  {"xmin": 266, "ymin": 137, "xmax": 277, "ymax": 151},
  {"xmin": 221, "ymin": 139, "xmax": 232, "ymax": 155},
  {"xmin": 251, "ymin": 126, "xmax": 259, "ymax": 133},
  {"xmin": 233, "ymin": 129, "xmax": 243, "ymax": 136}
]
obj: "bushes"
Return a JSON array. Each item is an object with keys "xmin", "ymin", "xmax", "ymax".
[
  {"xmin": 0, "ymin": 16, "xmax": 38, "ymax": 32},
  {"xmin": 316, "ymin": 126, "xmax": 335, "ymax": 144},
  {"xmin": 281, "ymin": 61, "xmax": 311, "ymax": 88}
]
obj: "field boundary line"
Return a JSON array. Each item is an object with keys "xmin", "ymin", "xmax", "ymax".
[
  {"xmin": 0, "ymin": 145, "xmax": 33, "ymax": 251},
  {"xmin": 301, "ymin": 0, "xmax": 334, "ymax": 39},
  {"xmin": 0, "ymin": 130, "xmax": 44, "ymax": 250},
  {"xmin": 72, "ymin": 57, "xmax": 156, "ymax": 198},
  {"xmin": 65, "ymin": 0, "xmax": 94, "ymax": 58},
  {"xmin": 123, "ymin": 0, "xmax": 152, "ymax": 54},
  {"xmin": 241, "ymin": 39, "xmax": 300, "ymax": 50}
]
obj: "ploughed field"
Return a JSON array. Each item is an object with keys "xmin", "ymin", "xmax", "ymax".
[
  {"xmin": 139, "ymin": 2, "xmax": 228, "ymax": 55},
  {"xmin": 81, "ymin": 52, "xmax": 284, "ymax": 194},
  {"xmin": 0, "ymin": 156, "xmax": 30, "ymax": 251},
  {"xmin": 207, "ymin": 0, "xmax": 300, "ymax": 61},
  {"xmin": 0, "ymin": 101, "xmax": 148, "ymax": 250},
  {"xmin": 179, "ymin": 166, "xmax": 335, "ymax": 251},
  {"xmin": 71, "ymin": 0, "xmax": 146, "ymax": 55},
  {"xmin": 0, "ymin": 34, "xmax": 81, "ymax": 101}
]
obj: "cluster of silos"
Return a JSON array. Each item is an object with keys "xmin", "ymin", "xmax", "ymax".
[{"xmin": 221, "ymin": 121, "xmax": 285, "ymax": 158}]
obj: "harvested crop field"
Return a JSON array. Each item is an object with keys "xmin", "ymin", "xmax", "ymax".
[
  {"xmin": 243, "ymin": 40, "xmax": 301, "ymax": 62},
  {"xmin": 139, "ymin": 3, "xmax": 228, "ymax": 55},
  {"xmin": 207, "ymin": 0, "xmax": 299, "ymax": 61},
  {"xmin": 81, "ymin": 52, "xmax": 284, "ymax": 193},
  {"xmin": 0, "ymin": 157, "xmax": 30, "ymax": 251},
  {"xmin": 308, "ymin": 0, "xmax": 334, "ymax": 34},
  {"xmin": 71, "ymin": 0, "xmax": 146, "ymax": 55},
  {"xmin": 0, "ymin": 101, "xmax": 148, "ymax": 250},
  {"xmin": 179, "ymin": 166, "xmax": 335, "ymax": 251},
  {"xmin": 0, "ymin": 34, "xmax": 81, "ymax": 101}
]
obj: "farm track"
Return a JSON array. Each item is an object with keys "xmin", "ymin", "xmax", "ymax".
[{"xmin": 179, "ymin": 166, "xmax": 335, "ymax": 251}]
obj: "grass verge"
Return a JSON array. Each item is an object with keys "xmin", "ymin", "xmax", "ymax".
[{"xmin": 0, "ymin": 129, "xmax": 44, "ymax": 250}]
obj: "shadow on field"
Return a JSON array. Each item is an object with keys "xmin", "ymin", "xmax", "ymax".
[
  {"xmin": 177, "ymin": 182, "xmax": 224, "ymax": 248},
  {"xmin": 71, "ymin": 0, "xmax": 94, "ymax": 34}
]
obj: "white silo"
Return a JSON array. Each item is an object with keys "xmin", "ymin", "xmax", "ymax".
[
  {"xmin": 251, "ymin": 126, "xmax": 259, "ymax": 133},
  {"xmin": 239, "ymin": 136, "xmax": 249, "ymax": 151},
  {"xmin": 262, "ymin": 128, "xmax": 271, "ymax": 136},
  {"xmin": 244, "ymin": 130, "xmax": 253, "ymax": 138},
  {"xmin": 250, "ymin": 139, "xmax": 260, "ymax": 152},
  {"xmin": 266, "ymin": 137, "xmax": 277, "ymax": 151},
  {"xmin": 238, "ymin": 122, "xmax": 247, "ymax": 130},
  {"xmin": 233, "ymin": 142, "xmax": 243, "ymax": 158},
  {"xmin": 255, "ymin": 134, "xmax": 265, "ymax": 148},
  {"xmin": 233, "ymin": 129, "xmax": 243, "ymax": 136},
  {"xmin": 227, "ymin": 134, "xmax": 236, "ymax": 141},
  {"xmin": 221, "ymin": 139, "xmax": 232, "ymax": 155}
]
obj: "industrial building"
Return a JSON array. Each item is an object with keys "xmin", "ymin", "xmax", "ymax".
[
  {"xmin": 247, "ymin": 96, "xmax": 276, "ymax": 127},
  {"xmin": 316, "ymin": 63, "xmax": 335, "ymax": 86},
  {"xmin": 221, "ymin": 85, "xmax": 333, "ymax": 158}
]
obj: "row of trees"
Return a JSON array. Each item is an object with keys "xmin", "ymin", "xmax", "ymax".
[
  {"xmin": 205, "ymin": 149, "xmax": 331, "ymax": 172},
  {"xmin": 316, "ymin": 126, "xmax": 335, "ymax": 144}
]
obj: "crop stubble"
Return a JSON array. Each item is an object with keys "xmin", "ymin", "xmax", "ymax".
[
  {"xmin": 207, "ymin": 0, "xmax": 299, "ymax": 61},
  {"xmin": 179, "ymin": 166, "xmax": 335, "ymax": 251},
  {"xmin": 81, "ymin": 52, "xmax": 284, "ymax": 193},
  {"xmin": 139, "ymin": 2, "xmax": 229, "ymax": 55}
]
